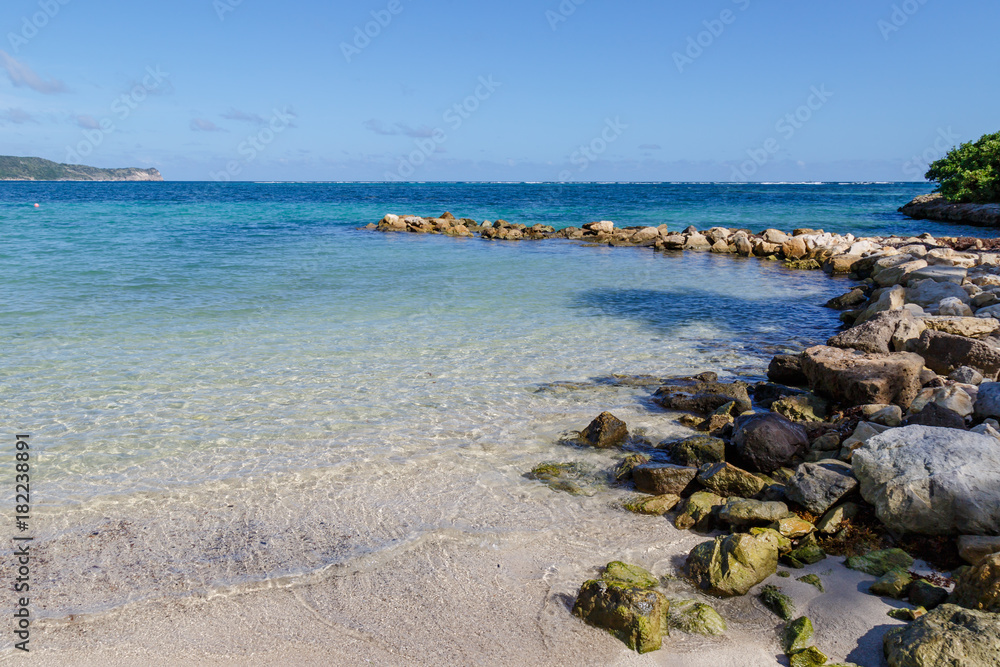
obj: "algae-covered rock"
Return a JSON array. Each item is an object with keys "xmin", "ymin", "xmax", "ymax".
[
  {"xmin": 784, "ymin": 259, "xmax": 823, "ymax": 271},
  {"xmin": 603, "ymin": 561, "xmax": 658, "ymax": 589},
  {"xmin": 572, "ymin": 579, "xmax": 668, "ymax": 654},
  {"xmin": 846, "ymin": 548, "xmax": 914, "ymax": 577},
  {"xmin": 579, "ymin": 411, "xmax": 629, "ymax": 449},
  {"xmin": 624, "ymin": 494, "xmax": 681, "ymax": 516},
  {"xmin": 783, "ymin": 616, "xmax": 815, "ymax": 653},
  {"xmin": 797, "ymin": 574, "xmax": 825, "ymax": 592},
  {"xmin": 612, "ymin": 453, "xmax": 650, "ymax": 482},
  {"xmin": 784, "ymin": 543, "xmax": 827, "ymax": 569},
  {"xmin": 661, "ymin": 435, "xmax": 725, "ymax": 467},
  {"xmin": 883, "ymin": 604, "xmax": 1000, "ymax": 666},
  {"xmin": 789, "ymin": 646, "xmax": 829, "ymax": 667},
  {"xmin": 750, "ymin": 527, "xmax": 792, "ymax": 554},
  {"xmin": 718, "ymin": 499, "xmax": 791, "ymax": 528},
  {"xmin": 668, "ymin": 599, "xmax": 727, "ymax": 636},
  {"xmin": 686, "ymin": 532, "xmax": 779, "ymax": 597},
  {"xmin": 674, "ymin": 490, "xmax": 725, "ymax": 532},
  {"xmin": 950, "ymin": 552, "xmax": 1000, "ymax": 613},
  {"xmin": 773, "ymin": 393, "xmax": 831, "ymax": 422},
  {"xmin": 888, "ymin": 607, "xmax": 926, "ymax": 621},
  {"xmin": 697, "ymin": 462, "xmax": 767, "ymax": 498},
  {"xmin": 870, "ymin": 569, "xmax": 914, "ymax": 599},
  {"xmin": 908, "ymin": 580, "xmax": 948, "ymax": 610},
  {"xmin": 526, "ymin": 462, "xmax": 589, "ymax": 495},
  {"xmin": 760, "ymin": 584, "xmax": 796, "ymax": 620},
  {"xmin": 633, "ymin": 463, "xmax": 698, "ymax": 496}
]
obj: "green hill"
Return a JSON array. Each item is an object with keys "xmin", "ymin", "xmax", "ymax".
[{"xmin": 0, "ymin": 156, "xmax": 162, "ymax": 181}]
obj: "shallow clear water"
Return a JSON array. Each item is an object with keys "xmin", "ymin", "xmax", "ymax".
[{"xmin": 0, "ymin": 182, "xmax": 971, "ymax": 620}]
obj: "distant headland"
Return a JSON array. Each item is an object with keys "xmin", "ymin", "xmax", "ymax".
[{"xmin": 0, "ymin": 156, "xmax": 162, "ymax": 182}]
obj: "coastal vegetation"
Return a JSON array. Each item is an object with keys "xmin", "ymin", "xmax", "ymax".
[
  {"xmin": 0, "ymin": 155, "xmax": 162, "ymax": 181},
  {"xmin": 926, "ymin": 131, "xmax": 1000, "ymax": 204}
]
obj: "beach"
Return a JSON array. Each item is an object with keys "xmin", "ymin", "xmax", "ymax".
[{"xmin": 4, "ymin": 182, "xmax": 996, "ymax": 665}]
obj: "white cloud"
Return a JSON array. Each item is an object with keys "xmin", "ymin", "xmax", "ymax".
[{"xmin": 0, "ymin": 51, "xmax": 66, "ymax": 94}]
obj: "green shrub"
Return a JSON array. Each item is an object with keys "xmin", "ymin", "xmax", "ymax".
[{"xmin": 925, "ymin": 131, "xmax": 1000, "ymax": 204}]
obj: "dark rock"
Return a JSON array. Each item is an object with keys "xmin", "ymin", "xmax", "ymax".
[
  {"xmin": 654, "ymin": 380, "xmax": 752, "ymax": 415},
  {"xmin": 579, "ymin": 412, "xmax": 629, "ymax": 449},
  {"xmin": 800, "ymin": 345, "xmax": 925, "ymax": 409},
  {"xmin": 760, "ymin": 584, "xmax": 795, "ymax": 620},
  {"xmin": 612, "ymin": 453, "xmax": 651, "ymax": 482},
  {"xmin": 825, "ymin": 288, "xmax": 867, "ymax": 310},
  {"xmin": 903, "ymin": 403, "xmax": 967, "ymax": 429},
  {"xmin": 950, "ymin": 366, "xmax": 985, "ymax": 386},
  {"xmin": 752, "ymin": 382, "xmax": 805, "ymax": 409},
  {"xmin": 909, "ymin": 580, "xmax": 949, "ymax": 610},
  {"xmin": 633, "ymin": 463, "xmax": 699, "ymax": 496},
  {"xmin": 913, "ymin": 330, "xmax": 1000, "ymax": 380},
  {"xmin": 768, "ymin": 355, "xmax": 808, "ymax": 386},
  {"xmin": 732, "ymin": 413, "xmax": 808, "ymax": 473},
  {"xmin": 785, "ymin": 460, "xmax": 859, "ymax": 514}
]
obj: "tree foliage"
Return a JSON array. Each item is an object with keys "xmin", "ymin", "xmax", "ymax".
[{"xmin": 925, "ymin": 132, "xmax": 1000, "ymax": 204}]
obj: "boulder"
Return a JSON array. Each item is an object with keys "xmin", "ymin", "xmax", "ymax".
[
  {"xmin": 856, "ymin": 285, "xmax": 906, "ymax": 325},
  {"xmin": 904, "ymin": 403, "xmax": 968, "ymax": 430},
  {"xmin": 874, "ymin": 259, "xmax": 928, "ymax": 286},
  {"xmin": 800, "ymin": 345, "xmax": 925, "ymax": 409},
  {"xmin": 633, "ymin": 464, "xmax": 698, "ymax": 496},
  {"xmin": 870, "ymin": 569, "xmax": 914, "ymax": 598},
  {"xmin": 572, "ymin": 579, "xmax": 668, "ymax": 653},
  {"xmin": 909, "ymin": 265, "xmax": 969, "ymax": 284},
  {"xmin": 846, "ymin": 548, "xmax": 914, "ymax": 576},
  {"xmin": 783, "ymin": 616, "xmax": 814, "ymax": 654},
  {"xmin": 686, "ymin": 532, "xmax": 779, "ymax": 597},
  {"xmin": 939, "ymin": 297, "xmax": 974, "ymax": 317},
  {"xmin": 828, "ymin": 310, "xmax": 917, "ymax": 355},
  {"xmin": 731, "ymin": 413, "xmax": 808, "ymax": 473},
  {"xmin": 826, "ymin": 288, "xmax": 867, "ymax": 310},
  {"xmin": 816, "ymin": 502, "xmax": 860, "ymax": 534},
  {"xmin": 853, "ymin": 425, "xmax": 1000, "ymax": 535},
  {"xmin": 583, "ymin": 220, "xmax": 615, "ymax": 234},
  {"xmin": 906, "ymin": 279, "xmax": 970, "ymax": 310},
  {"xmin": 697, "ymin": 462, "xmax": 766, "ymax": 498},
  {"xmin": 579, "ymin": 412, "xmax": 629, "ymax": 449},
  {"xmin": 786, "ymin": 460, "xmax": 859, "ymax": 514},
  {"xmin": 674, "ymin": 491, "xmax": 726, "ymax": 532},
  {"xmin": 660, "ymin": 435, "xmax": 725, "ymax": 467},
  {"xmin": 950, "ymin": 366, "xmax": 985, "ymax": 385},
  {"xmin": 883, "ymin": 604, "xmax": 1000, "ymax": 667},
  {"xmin": 718, "ymin": 499, "xmax": 791, "ymax": 528},
  {"xmin": 973, "ymin": 382, "xmax": 1000, "ymax": 420},
  {"xmin": 958, "ymin": 536, "xmax": 1000, "ymax": 566},
  {"xmin": 909, "ymin": 580, "xmax": 949, "ymax": 610},
  {"xmin": 909, "ymin": 385, "xmax": 974, "ymax": 417},
  {"xmin": 951, "ymin": 553, "xmax": 1000, "ymax": 613},
  {"xmin": 913, "ymin": 330, "xmax": 1000, "ymax": 379},
  {"xmin": 768, "ymin": 354, "xmax": 808, "ymax": 385},
  {"xmin": 654, "ymin": 380, "xmax": 752, "ymax": 415}
]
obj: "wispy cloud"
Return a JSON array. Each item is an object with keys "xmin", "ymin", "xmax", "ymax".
[
  {"xmin": 639, "ymin": 144, "xmax": 662, "ymax": 150},
  {"xmin": 0, "ymin": 50, "xmax": 67, "ymax": 94},
  {"xmin": 190, "ymin": 118, "xmax": 226, "ymax": 132},
  {"xmin": 1, "ymin": 108, "xmax": 36, "ymax": 124},
  {"xmin": 363, "ymin": 119, "xmax": 436, "ymax": 138},
  {"xmin": 76, "ymin": 114, "xmax": 100, "ymax": 129},
  {"xmin": 221, "ymin": 108, "xmax": 266, "ymax": 124}
]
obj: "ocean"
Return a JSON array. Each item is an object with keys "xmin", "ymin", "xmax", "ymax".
[{"xmin": 0, "ymin": 181, "xmax": 975, "ymax": 633}]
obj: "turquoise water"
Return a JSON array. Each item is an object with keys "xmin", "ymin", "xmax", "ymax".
[{"xmin": 0, "ymin": 182, "xmax": 971, "ymax": 620}]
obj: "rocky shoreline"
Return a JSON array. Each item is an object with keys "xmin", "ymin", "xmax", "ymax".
[
  {"xmin": 368, "ymin": 213, "xmax": 1000, "ymax": 665},
  {"xmin": 900, "ymin": 193, "xmax": 1000, "ymax": 227}
]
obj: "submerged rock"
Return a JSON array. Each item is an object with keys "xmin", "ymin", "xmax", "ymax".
[
  {"xmin": 667, "ymin": 599, "xmax": 727, "ymax": 636},
  {"xmin": 572, "ymin": 579, "xmax": 668, "ymax": 654},
  {"xmin": 883, "ymin": 604, "xmax": 1000, "ymax": 667},
  {"xmin": 654, "ymin": 379, "xmax": 752, "ymax": 415},
  {"xmin": 686, "ymin": 532, "xmax": 779, "ymax": 597},
  {"xmin": 624, "ymin": 494, "xmax": 681, "ymax": 516},
  {"xmin": 853, "ymin": 425, "xmax": 1000, "ymax": 535}
]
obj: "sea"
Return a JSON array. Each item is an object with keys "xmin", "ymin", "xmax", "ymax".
[{"xmin": 0, "ymin": 181, "xmax": 984, "ymax": 633}]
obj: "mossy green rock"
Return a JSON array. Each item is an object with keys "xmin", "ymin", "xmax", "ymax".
[
  {"xmin": 603, "ymin": 561, "xmax": 658, "ymax": 589},
  {"xmin": 789, "ymin": 646, "xmax": 829, "ymax": 667},
  {"xmin": 783, "ymin": 616, "xmax": 814, "ymax": 653},
  {"xmin": 613, "ymin": 453, "xmax": 651, "ymax": 482},
  {"xmin": 784, "ymin": 259, "xmax": 823, "ymax": 271},
  {"xmin": 750, "ymin": 527, "xmax": 792, "ymax": 554},
  {"xmin": 761, "ymin": 584, "xmax": 796, "ymax": 620},
  {"xmin": 719, "ymin": 499, "xmax": 791, "ymax": 528},
  {"xmin": 797, "ymin": 574, "xmax": 825, "ymax": 592},
  {"xmin": 624, "ymin": 494, "xmax": 681, "ymax": 516},
  {"xmin": 674, "ymin": 491, "xmax": 726, "ymax": 531},
  {"xmin": 697, "ymin": 462, "xmax": 767, "ymax": 498},
  {"xmin": 668, "ymin": 599, "xmax": 727, "ymax": 636},
  {"xmin": 772, "ymin": 393, "xmax": 831, "ymax": 423},
  {"xmin": 888, "ymin": 607, "xmax": 926, "ymax": 621},
  {"xmin": 846, "ymin": 548, "xmax": 914, "ymax": 577},
  {"xmin": 883, "ymin": 604, "xmax": 1000, "ymax": 667},
  {"xmin": 686, "ymin": 532, "xmax": 779, "ymax": 597},
  {"xmin": 870, "ymin": 569, "xmax": 914, "ymax": 599},
  {"xmin": 785, "ymin": 544, "xmax": 827, "ymax": 569},
  {"xmin": 661, "ymin": 435, "xmax": 726, "ymax": 467},
  {"xmin": 526, "ymin": 462, "xmax": 588, "ymax": 495},
  {"xmin": 572, "ymin": 579, "xmax": 668, "ymax": 654}
]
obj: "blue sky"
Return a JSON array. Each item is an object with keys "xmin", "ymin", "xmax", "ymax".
[{"xmin": 0, "ymin": 0, "xmax": 996, "ymax": 182}]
